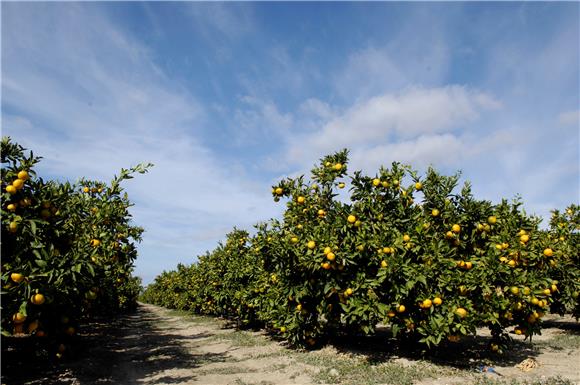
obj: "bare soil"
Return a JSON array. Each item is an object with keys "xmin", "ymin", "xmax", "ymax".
[{"xmin": 2, "ymin": 303, "xmax": 579, "ymax": 385}]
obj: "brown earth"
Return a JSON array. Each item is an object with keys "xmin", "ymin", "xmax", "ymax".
[{"xmin": 2, "ymin": 303, "xmax": 579, "ymax": 385}]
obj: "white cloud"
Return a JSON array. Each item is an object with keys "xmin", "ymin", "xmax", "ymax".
[
  {"xmin": 558, "ymin": 110, "xmax": 580, "ymax": 126},
  {"xmin": 286, "ymin": 85, "xmax": 501, "ymax": 167}
]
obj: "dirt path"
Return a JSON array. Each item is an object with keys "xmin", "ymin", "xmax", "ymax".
[{"xmin": 2, "ymin": 303, "xmax": 579, "ymax": 385}]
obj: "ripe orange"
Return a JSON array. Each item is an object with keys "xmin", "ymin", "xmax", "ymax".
[
  {"xmin": 380, "ymin": 260, "xmax": 388, "ymax": 268},
  {"xmin": 10, "ymin": 273, "xmax": 24, "ymax": 283},
  {"xmin": 9, "ymin": 221, "xmax": 18, "ymax": 233},
  {"xmin": 422, "ymin": 299, "xmax": 432, "ymax": 309},
  {"xmin": 5, "ymin": 185, "xmax": 16, "ymax": 194},
  {"xmin": 372, "ymin": 178, "xmax": 380, "ymax": 186},
  {"xmin": 338, "ymin": 182, "xmax": 345, "ymax": 189},
  {"xmin": 290, "ymin": 237, "xmax": 298, "ymax": 244},
  {"xmin": 402, "ymin": 234, "xmax": 410, "ymax": 242},
  {"xmin": 297, "ymin": 196, "xmax": 305, "ymax": 204},
  {"xmin": 543, "ymin": 248, "xmax": 554, "ymax": 257},
  {"xmin": 431, "ymin": 209, "xmax": 439, "ymax": 217},
  {"xmin": 31, "ymin": 293, "xmax": 45, "ymax": 305},
  {"xmin": 323, "ymin": 246, "xmax": 332, "ymax": 255},
  {"xmin": 397, "ymin": 305, "xmax": 406, "ymax": 313},
  {"xmin": 83, "ymin": 186, "xmax": 90, "ymax": 193},
  {"xmin": 455, "ymin": 307, "xmax": 467, "ymax": 318},
  {"xmin": 275, "ymin": 187, "xmax": 283, "ymax": 195},
  {"xmin": 415, "ymin": 182, "xmax": 422, "ymax": 190},
  {"xmin": 91, "ymin": 239, "xmax": 101, "ymax": 247},
  {"xmin": 488, "ymin": 216, "xmax": 497, "ymax": 225},
  {"xmin": 321, "ymin": 262, "xmax": 331, "ymax": 270},
  {"xmin": 17, "ymin": 170, "xmax": 29, "ymax": 180},
  {"xmin": 520, "ymin": 234, "xmax": 529, "ymax": 243},
  {"xmin": 333, "ymin": 163, "xmax": 342, "ymax": 171},
  {"xmin": 347, "ymin": 215, "xmax": 356, "ymax": 224},
  {"xmin": 445, "ymin": 231, "xmax": 454, "ymax": 239},
  {"xmin": 12, "ymin": 179, "xmax": 24, "ymax": 190},
  {"xmin": 6, "ymin": 203, "xmax": 17, "ymax": 211},
  {"xmin": 12, "ymin": 313, "xmax": 26, "ymax": 324},
  {"xmin": 307, "ymin": 241, "xmax": 316, "ymax": 249},
  {"xmin": 510, "ymin": 287, "xmax": 519, "ymax": 295},
  {"xmin": 345, "ymin": 288, "xmax": 353, "ymax": 296},
  {"xmin": 326, "ymin": 252, "xmax": 336, "ymax": 261},
  {"xmin": 433, "ymin": 297, "xmax": 442, "ymax": 306},
  {"xmin": 452, "ymin": 224, "xmax": 461, "ymax": 233}
]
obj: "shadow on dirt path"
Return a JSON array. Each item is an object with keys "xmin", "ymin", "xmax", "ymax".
[{"xmin": 2, "ymin": 303, "xmax": 227, "ymax": 385}]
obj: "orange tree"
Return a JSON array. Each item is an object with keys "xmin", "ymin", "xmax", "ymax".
[
  {"xmin": 1, "ymin": 137, "xmax": 150, "ymax": 356},
  {"xmin": 142, "ymin": 149, "xmax": 579, "ymax": 350}
]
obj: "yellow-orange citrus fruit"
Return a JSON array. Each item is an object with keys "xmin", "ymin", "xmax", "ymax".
[
  {"xmin": 452, "ymin": 224, "xmax": 461, "ymax": 233},
  {"xmin": 307, "ymin": 241, "xmax": 316, "ymax": 249},
  {"xmin": 12, "ymin": 179, "xmax": 24, "ymax": 190},
  {"xmin": 31, "ymin": 293, "xmax": 45, "ymax": 305},
  {"xmin": 5, "ymin": 185, "xmax": 16, "ymax": 194},
  {"xmin": 17, "ymin": 170, "xmax": 29, "ymax": 180},
  {"xmin": 455, "ymin": 308, "xmax": 467, "ymax": 318},
  {"xmin": 326, "ymin": 252, "xmax": 336, "ymax": 261},
  {"xmin": 347, "ymin": 215, "xmax": 356, "ymax": 223},
  {"xmin": 10, "ymin": 273, "xmax": 24, "ymax": 283},
  {"xmin": 543, "ymin": 248, "xmax": 554, "ymax": 257}
]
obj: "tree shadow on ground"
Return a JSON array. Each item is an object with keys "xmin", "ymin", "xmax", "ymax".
[
  {"xmin": 1, "ymin": 304, "xmax": 228, "ymax": 385},
  {"xmin": 328, "ymin": 325, "xmax": 543, "ymax": 371}
]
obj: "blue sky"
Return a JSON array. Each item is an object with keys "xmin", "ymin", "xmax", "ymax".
[{"xmin": 2, "ymin": 2, "xmax": 578, "ymax": 284}]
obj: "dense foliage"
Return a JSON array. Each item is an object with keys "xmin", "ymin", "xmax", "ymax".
[
  {"xmin": 143, "ymin": 150, "xmax": 579, "ymax": 350},
  {"xmin": 1, "ymin": 137, "xmax": 150, "ymax": 357}
]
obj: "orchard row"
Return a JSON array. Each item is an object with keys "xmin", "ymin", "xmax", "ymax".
[
  {"xmin": 142, "ymin": 150, "xmax": 579, "ymax": 349},
  {"xmin": 1, "ymin": 137, "xmax": 149, "ymax": 358}
]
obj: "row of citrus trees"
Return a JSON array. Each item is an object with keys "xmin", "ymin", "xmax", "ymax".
[
  {"xmin": 142, "ymin": 150, "xmax": 579, "ymax": 350},
  {"xmin": 1, "ymin": 137, "xmax": 150, "ymax": 357}
]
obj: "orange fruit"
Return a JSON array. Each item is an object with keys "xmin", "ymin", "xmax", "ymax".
[
  {"xmin": 297, "ymin": 196, "xmax": 305, "ymax": 204},
  {"xmin": 372, "ymin": 178, "xmax": 380, "ymax": 187},
  {"xmin": 10, "ymin": 273, "xmax": 24, "ymax": 283},
  {"xmin": 452, "ymin": 224, "xmax": 461, "ymax": 233},
  {"xmin": 31, "ymin": 293, "xmax": 45, "ymax": 305},
  {"xmin": 431, "ymin": 209, "xmax": 439, "ymax": 217},
  {"xmin": 6, "ymin": 203, "xmax": 17, "ymax": 211},
  {"xmin": 5, "ymin": 185, "xmax": 16, "ymax": 194},
  {"xmin": 326, "ymin": 252, "xmax": 336, "ymax": 261},
  {"xmin": 488, "ymin": 216, "xmax": 497, "ymax": 224},
  {"xmin": 381, "ymin": 260, "xmax": 388, "ymax": 268},
  {"xmin": 333, "ymin": 163, "xmax": 342, "ymax": 171},
  {"xmin": 455, "ymin": 307, "xmax": 467, "ymax": 318},
  {"xmin": 307, "ymin": 241, "xmax": 316, "ymax": 249},
  {"xmin": 338, "ymin": 182, "xmax": 345, "ymax": 189},
  {"xmin": 321, "ymin": 262, "xmax": 331, "ymax": 270},
  {"xmin": 433, "ymin": 297, "xmax": 442, "ymax": 306},
  {"xmin": 543, "ymin": 248, "xmax": 554, "ymax": 257},
  {"xmin": 290, "ymin": 237, "xmax": 299, "ymax": 244},
  {"xmin": 275, "ymin": 187, "xmax": 283, "ymax": 195},
  {"xmin": 397, "ymin": 305, "xmax": 406, "ymax": 313},
  {"xmin": 345, "ymin": 288, "xmax": 353, "ymax": 296},
  {"xmin": 12, "ymin": 179, "xmax": 24, "ymax": 190},
  {"xmin": 415, "ymin": 182, "xmax": 422, "ymax": 190},
  {"xmin": 347, "ymin": 215, "xmax": 356, "ymax": 224},
  {"xmin": 422, "ymin": 299, "xmax": 432, "ymax": 308},
  {"xmin": 403, "ymin": 234, "xmax": 410, "ymax": 242},
  {"xmin": 520, "ymin": 234, "xmax": 529, "ymax": 243},
  {"xmin": 17, "ymin": 170, "xmax": 29, "ymax": 180},
  {"xmin": 91, "ymin": 239, "xmax": 101, "ymax": 247},
  {"xmin": 12, "ymin": 313, "xmax": 26, "ymax": 324},
  {"xmin": 9, "ymin": 221, "xmax": 18, "ymax": 233}
]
